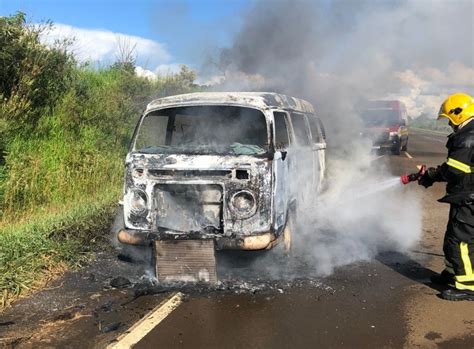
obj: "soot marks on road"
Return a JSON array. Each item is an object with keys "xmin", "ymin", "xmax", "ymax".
[{"xmin": 109, "ymin": 272, "xmax": 335, "ymax": 299}]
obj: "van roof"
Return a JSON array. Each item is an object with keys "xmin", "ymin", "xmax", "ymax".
[{"xmin": 146, "ymin": 92, "xmax": 315, "ymax": 114}]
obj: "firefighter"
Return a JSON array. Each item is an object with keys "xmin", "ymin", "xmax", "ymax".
[{"xmin": 418, "ymin": 92, "xmax": 474, "ymax": 301}]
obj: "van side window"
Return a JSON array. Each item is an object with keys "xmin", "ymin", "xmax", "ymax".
[
  {"xmin": 290, "ymin": 113, "xmax": 311, "ymax": 146},
  {"xmin": 273, "ymin": 112, "xmax": 290, "ymax": 149},
  {"xmin": 307, "ymin": 115, "xmax": 323, "ymax": 143}
]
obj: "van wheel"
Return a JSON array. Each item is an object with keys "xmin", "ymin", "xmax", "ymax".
[
  {"xmin": 401, "ymin": 141, "xmax": 408, "ymax": 151},
  {"xmin": 391, "ymin": 143, "xmax": 402, "ymax": 155}
]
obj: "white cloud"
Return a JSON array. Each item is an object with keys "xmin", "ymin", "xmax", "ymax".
[
  {"xmin": 135, "ymin": 64, "xmax": 185, "ymax": 80},
  {"xmin": 39, "ymin": 23, "xmax": 194, "ymax": 80},
  {"xmin": 40, "ymin": 23, "xmax": 172, "ymax": 69},
  {"xmin": 390, "ymin": 62, "xmax": 474, "ymax": 117}
]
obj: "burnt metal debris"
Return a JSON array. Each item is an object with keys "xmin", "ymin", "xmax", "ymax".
[{"xmin": 110, "ymin": 276, "xmax": 132, "ymax": 289}]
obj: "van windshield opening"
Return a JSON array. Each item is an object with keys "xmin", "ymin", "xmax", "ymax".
[
  {"xmin": 362, "ymin": 109, "xmax": 400, "ymax": 126},
  {"xmin": 134, "ymin": 106, "xmax": 269, "ymax": 156}
]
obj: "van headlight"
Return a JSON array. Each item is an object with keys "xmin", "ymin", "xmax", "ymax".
[
  {"xmin": 128, "ymin": 188, "xmax": 148, "ymax": 215},
  {"xmin": 230, "ymin": 190, "xmax": 257, "ymax": 218}
]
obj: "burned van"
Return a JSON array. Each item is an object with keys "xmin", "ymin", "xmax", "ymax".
[{"xmin": 116, "ymin": 92, "xmax": 326, "ymax": 282}]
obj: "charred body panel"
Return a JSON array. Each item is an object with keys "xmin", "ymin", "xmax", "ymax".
[
  {"xmin": 122, "ymin": 153, "xmax": 273, "ymax": 249},
  {"xmin": 145, "ymin": 92, "xmax": 315, "ymax": 115},
  {"xmin": 118, "ymin": 92, "xmax": 326, "ymax": 252}
]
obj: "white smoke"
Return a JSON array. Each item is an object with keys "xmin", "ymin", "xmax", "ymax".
[
  {"xmin": 205, "ymin": 0, "xmax": 473, "ymax": 120},
  {"xmin": 292, "ymin": 147, "xmax": 421, "ymax": 276},
  {"xmin": 204, "ymin": 0, "xmax": 455, "ymax": 277}
]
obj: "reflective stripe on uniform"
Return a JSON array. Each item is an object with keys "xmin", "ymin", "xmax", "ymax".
[
  {"xmin": 460, "ymin": 242, "xmax": 473, "ymax": 275},
  {"xmin": 455, "ymin": 274, "xmax": 474, "ymax": 282},
  {"xmin": 446, "ymin": 157, "xmax": 473, "ymax": 173},
  {"xmin": 455, "ymin": 242, "xmax": 474, "ymax": 288},
  {"xmin": 455, "ymin": 281, "xmax": 474, "ymax": 291}
]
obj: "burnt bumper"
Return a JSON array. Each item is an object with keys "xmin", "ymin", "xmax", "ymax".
[
  {"xmin": 372, "ymin": 134, "xmax": 400, "ymax": 149},
  {"xmin": 117, "ymin": 229, "xmax": 278, "ymax": 251}
]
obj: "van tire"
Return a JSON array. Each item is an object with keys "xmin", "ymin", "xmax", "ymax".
[
  {"xmin": 401, "ymin": 141, "xmax": 408, "ymax": 152},
  {"xmin": 392, "ymin": 143, "xmax": 402, "ymax": 155}
]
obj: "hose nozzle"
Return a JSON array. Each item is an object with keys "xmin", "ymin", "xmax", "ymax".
[{"xmin": 401, "ymin": 165, "xmax": 426, "ymax": 185}]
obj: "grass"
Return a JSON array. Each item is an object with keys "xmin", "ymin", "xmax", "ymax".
[
  {"xmin": 0, "ymin": 13, "xmax": 202, "ymax": 307},
  {"xmin": 409, "ymin": 126, "xmax": 450, "ymax": 136},
  {"xmin": 0, "ymin": 190, "xmax": 120, "ymax": 308},
  {"xmin": 410, "ymin": 117, "xmax": 451, "ymax": 134},
  {"xmin": 0, "ymin": 133, "xmax": 124, "ymax": 309}
]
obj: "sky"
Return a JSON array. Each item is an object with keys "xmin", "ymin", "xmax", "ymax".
[
  {"xmin": 0, "ymin": 0, "xmax": 472, "ymax": 117},
  {"xmin": 0, "ymin": 0, "xmax": 250, "ymax": 75}
]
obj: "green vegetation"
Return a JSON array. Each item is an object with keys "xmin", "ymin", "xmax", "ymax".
[
  {"xmin": 410, "ymin": 114, "xmax": 451, "ymax": 134},
  {"xmin": 0, "ymin": 12, "xmax": 201, "ymax": 306}
]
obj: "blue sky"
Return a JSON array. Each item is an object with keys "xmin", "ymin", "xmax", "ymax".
[{"xmin": 0, "ymin": 0, "xmax": 251, "ymax": 75}]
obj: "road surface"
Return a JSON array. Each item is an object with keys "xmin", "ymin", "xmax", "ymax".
[{"xmin": 1, "ymin": 129, "xmax": 473, "ymax": 349}]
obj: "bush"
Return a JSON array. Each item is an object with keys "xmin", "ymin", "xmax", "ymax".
[
  {"xmin": 0, "ymin": 12, "xmax": 75, "ymax": 143},
  {"xmin": 0, "ymin": 14, "xmax": 201, "ymax": 218},
  {"xmin": 0, "ymin": 12, "xmax": 202, "ymax": 303}
]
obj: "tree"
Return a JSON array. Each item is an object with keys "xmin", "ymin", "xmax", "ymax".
[
  {"xmin": 111, "ymin": 36, "xmax": 137, "ymax": 74},
  {"xmin": 0, "ymin": 12, "xmax": 75, "ymax": 135}
]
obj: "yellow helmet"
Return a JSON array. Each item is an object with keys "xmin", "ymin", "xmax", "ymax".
[{"xmin": 438, "ymin": 93, "xmax": 474, "ymax": 126}]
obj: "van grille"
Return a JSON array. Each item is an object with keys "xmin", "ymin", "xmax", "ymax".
[{"xmin": 154, "ymin": 184, "xmax": 223, "ymax": 232}]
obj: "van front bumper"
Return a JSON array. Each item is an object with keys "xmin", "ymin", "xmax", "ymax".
[
  {"xmin": 117, "ymin": 229, "xmax": 279, "ymax": 251},
  {"xmin": 372, "ymin": 134, "xmax": 400, "ymax": 147}
]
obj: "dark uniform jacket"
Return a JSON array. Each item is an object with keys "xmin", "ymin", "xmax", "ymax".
[
  {"xmin": 435, "ymin": 119, "xmax": 474, "ymax": 205},
  {"xmin": 432, "ymin": 120, "xmax": 474, "ymax": 242}
]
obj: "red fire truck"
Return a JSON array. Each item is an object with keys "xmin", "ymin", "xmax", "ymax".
[{"xmin": 361, "ymin": 100, "xmax": 409, "ymax": 155}]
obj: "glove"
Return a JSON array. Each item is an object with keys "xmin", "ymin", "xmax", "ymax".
[{"xmin": 418, "ymin": 167, "xmax": 437, "ymax": 188}]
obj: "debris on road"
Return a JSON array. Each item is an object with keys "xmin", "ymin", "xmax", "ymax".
[
  {"xmin": 110, "ymin": 276, "xmax": 132, "ymax": 289},
  {"xmin": 100, "ymin": 321, "xmax": 122, "ymax": 334}
]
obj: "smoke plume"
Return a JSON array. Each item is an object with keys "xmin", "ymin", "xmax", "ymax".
[
  {"xmin": 206, "ymin": 0, "xmax": 474, "ymax": 277},
  {"xmin": 206, "ymin": 0, "xmax": 473, "ymax": 126}
]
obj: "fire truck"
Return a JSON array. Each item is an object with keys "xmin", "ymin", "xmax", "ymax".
[{"xmin": 361, "ymin": 100, "xmax": 409, "ymax": 155}]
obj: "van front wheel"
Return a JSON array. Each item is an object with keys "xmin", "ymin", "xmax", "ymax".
[
  {"xmin": 391, "ymin": 142, "xmax": 402, "ymax": 155},
  {"xmin": 401, "ymin": 140, "xmax": 408, "ymax": 151}
]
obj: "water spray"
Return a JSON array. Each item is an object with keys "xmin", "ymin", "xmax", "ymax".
[{"xmin": 400, "ymin": 165, "xmax": 426, "ymax": 185}]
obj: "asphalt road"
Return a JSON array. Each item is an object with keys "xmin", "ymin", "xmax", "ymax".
[
  {"xmin": 135, "ymin": 130, "xmax": 474, "ymax": 349},
  {"xmin": 1, "ymin": 129, "xmax": 473, "ymax": 349}
]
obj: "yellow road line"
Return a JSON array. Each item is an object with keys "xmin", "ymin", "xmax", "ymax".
[
  {"xmin": 108, "ymin": 292, "xmax": 184, "ymax": 349},
  {"xmin": 404, "ymin": 152, "xmax": 413, "ymax": 159}
]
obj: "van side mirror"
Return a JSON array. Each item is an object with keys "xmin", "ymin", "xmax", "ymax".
[{"xmin": 281, "ymin": 150, "xmax": 287, "ymax": 161}]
